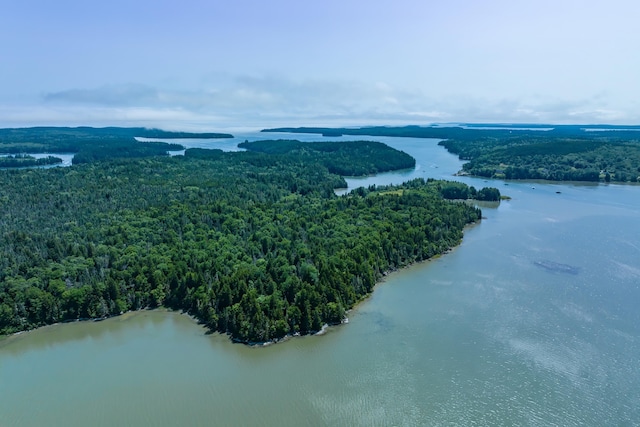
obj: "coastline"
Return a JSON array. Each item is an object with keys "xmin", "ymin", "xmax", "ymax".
[{"xmin": 0, "ymin": 219, "xmax": 482, "ymax": 348}]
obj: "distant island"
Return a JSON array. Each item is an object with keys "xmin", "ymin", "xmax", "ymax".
[
  {"xmin": 0, "ymin": 132, "xmax": 497, "ymax": 345},
  {"xmin": 238, "ymin": 139, "xmax": 415, "ymax": 176},
  {"xmin": 0, "ymin": 154, "xmax": 62, "ymax": 168},
  {"xmin": 0, "ymin": 126, "xmax": 233, "ymax": 165},
  {"xmin": 264, "ymin": 125, "xmax": 640, "ymax": 183}
]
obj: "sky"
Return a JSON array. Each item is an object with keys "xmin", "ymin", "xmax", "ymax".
[{"xmin": 1, "ymin": 0, "xmax": 639, "ymax": 130}]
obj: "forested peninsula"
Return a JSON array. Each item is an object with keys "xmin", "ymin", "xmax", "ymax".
[
  {"xmin": 0, "ymin": 131, "xmax": 487, "ymax": 344},
  {"xmin": 238, "ymin": 139, "xmax": 416, "ymax": 175},
  {"xmin": 264, "ymin": 125, "xmax": 640, "ymax": 183},
  {"xmin": 0, "ymin": 154, "xmax": 62, "ymax": 168},
  {"xmin": 0, "ymin": 126, "xmax": 231, "ymax": 166}
]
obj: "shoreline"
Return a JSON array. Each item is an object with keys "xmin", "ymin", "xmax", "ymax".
[
  {"xmin": 456, "ymin": 173, "xmax": 640, "ymax": 187},
  {"xmin": 1, "ymin": 220, "xmax": 481, "ymax": 348}
]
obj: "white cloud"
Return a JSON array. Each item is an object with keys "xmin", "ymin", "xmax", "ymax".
[
  {"xmin": 2, "ymin": 0, "xmax": 640, "ymax": 130},
  {"xmin": 44, "ymin": 84, "xmax": 160, "ymax": 106},
  {"xmin": 2, "ymin": 73, "xmax": 629, "ymax": 130}
]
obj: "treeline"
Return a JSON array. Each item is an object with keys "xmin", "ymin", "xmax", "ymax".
[
  {"xmin": 71, "ymin": 139, "xmax": 184, "ymax": 164},
  {"xmin": 132, "ymin": 129, "xmax": 233, "ymax": 139},
  {"xmin": 0, "ymin": 127, "xmax": 232, "ymax": 165},
  {"xmin": 263, "ymin": 124, "xmax": 640, "ymax": 141},
  {"xmin": 0, "ymin": 127, "xmax": 232, "ymax": 152},
  {"xmin": 440, "ymin": 136, "xmax": 640, "ymax": 182},
  {"xmin": 264, "ymin": 125, "xmax": 640, "ymax": 183},
  {"xmin": 433, "ymin": 180, "xmax": 501, "ymax": 201},
  {"xmin": 264, "ymin": 125, "xmax": 489, "ymax": 139},
  {"xmin": 0, "ymin": 143, "xmax": 480, "ymax": 344},
  {"xmin": 0, "ymin": 154, "xmax": 62, "ymax": 168},
  {"xmin": 344, "ymin": 179, "xmax": 500, "ymax": 202},
  {"xmin": 239, "ymin": 139, "xmax": 416, "ymax": 176}
]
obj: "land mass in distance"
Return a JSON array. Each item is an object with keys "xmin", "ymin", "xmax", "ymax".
[{"xmin": 264, "ymin": 125, "xmax": 640, "ymax": 183}]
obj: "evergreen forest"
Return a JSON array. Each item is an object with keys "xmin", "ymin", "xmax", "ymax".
[
  {"xmin": 265, "ymin": 125, "xmax": 640, "ymax": 183},
  {"xmin": 0, "ymin": 126, "xmax": 229, "ymax": 166},
  {"xmin": 0, "ymin": 154, "xmax": 62, "ymax": 168},
  {"xmin": 0, "ymin": 134, "xmax": 485, "ymax": 344}
]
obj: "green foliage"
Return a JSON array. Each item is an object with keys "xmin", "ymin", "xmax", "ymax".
[
  {"xmin": 184, "ymin": 148, "xmax": 225, "ymax": 160},
  {"xmin": 423, "ymin": 180, "xmax": 500, "ymax": 202},
  {"xmin": 0, "ymin": 127, "xmax": 230, "ymax": 165},
  {"xmin": 0, "ymin": 154, "xmax": 62, "ymax": 168},
  {"xmin": 0, "ymin": 141, "xmax": 480, "ymax": 344},
  {"xmin": 436, "ymin": 181, "xmax": 474, "ymax": 200},
  {"xmin": 443, "ymin": 136, "xmax": 640, "ymax": 182},
  {"xmin": 239, "ymin": 139, "xmax": 416, "ymax": 176},
  {"xmin": 264, "ymin": 126, "xmax": 640, "ymax": 183},
  {"xmin": 475, "ymin": 187, "xmax": 501, "ymax": 201},
  {"xmin": 71, "ymin": 139, "xmax": 182, "ymax": 164}
]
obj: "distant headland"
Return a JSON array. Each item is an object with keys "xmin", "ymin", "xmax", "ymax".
[{"xmin": 263, "ymin": 124, "xmax": 640, "ymax": 183}]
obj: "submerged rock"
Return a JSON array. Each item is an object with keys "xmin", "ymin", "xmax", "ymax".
[{"xmin": 534, "ymin": 260, "xmax": 580, "ymax": 275}]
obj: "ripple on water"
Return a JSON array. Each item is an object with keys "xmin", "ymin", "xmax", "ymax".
[{"xmin": 309, "ymin": 343, "xmax": 423, "ymax": 427}]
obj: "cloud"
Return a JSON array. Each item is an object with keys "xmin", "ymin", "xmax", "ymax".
[
  {"xmin": 32, "ymin": 75, "xmax": 640, "ymax": 129},
  {"xmin": 44, "ymin": 84, "xmax": 161, "ymax": 106},
  {"xmin": 40, "ymin": 76, "xmax": 433, "ymax": 122}
]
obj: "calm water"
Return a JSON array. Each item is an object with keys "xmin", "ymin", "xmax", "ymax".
[{"xmin": 1, "ymin": 133, "xmax": 639, "ymax": 426}]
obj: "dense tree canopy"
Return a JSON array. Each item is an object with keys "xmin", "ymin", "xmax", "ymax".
[
  {"xmin": 0, "ymin": 137, "xmax": 483, "ymax": 344},
  {"xmin": 439, "ymin": 136, "xmax": 640, "ymax": 182},
  {"xmin": 0, "ymin": 127, "xmax": 229, "ymax": 165},
  {"xmin": 432, "ymin": 180, "xmax": 501, "ymax": 202},
  {"xmin": 264, "ymin": 125, "xmax": 640, "ymax": 183},
  {"xmin": 239, "ymin": 139, "xmax": 416, "ymax": 176},
  {"xmin": 0, "ymin": 154, "xmax": 62, "ymax": 168}
]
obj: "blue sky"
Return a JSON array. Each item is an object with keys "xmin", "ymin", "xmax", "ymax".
[{"xmin": 1, "ymin": 0, "xmax": 639, "ymax": 130}]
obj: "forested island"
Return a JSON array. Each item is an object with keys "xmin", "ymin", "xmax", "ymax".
[
  {"xmin": 0, "ymin": 126, "xmax": 232, "ymax": 165},
  {"xmin": 238, "ymin": 139, "xmax": 416, "ymax": 175},
  {"xmin": 264, "ymin": 125, "xmax": 640, "ymax": 183},
  {"xmin": 0, "ymin": 133, "xmax": 493, "ymax": 344},
  {"xmin": 0, "ymin": 154, "xmax": 62, "ymax": 168}
]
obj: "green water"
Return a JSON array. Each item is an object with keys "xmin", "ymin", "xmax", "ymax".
[{"xmin": 2, "ymin": 135, "xmax": 639, "ymax": 426}]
